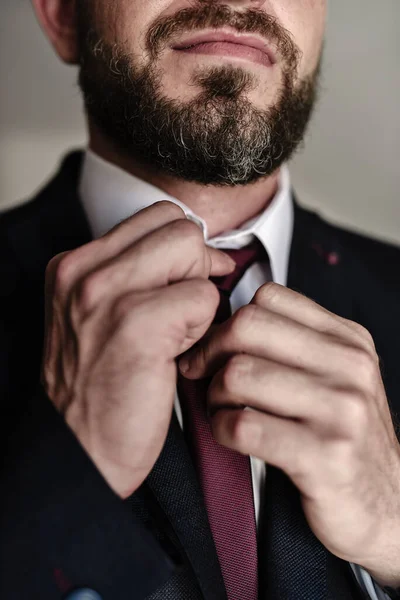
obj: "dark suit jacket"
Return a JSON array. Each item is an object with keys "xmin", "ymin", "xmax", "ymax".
[{"xmin": 0, "ymin": 152, "xmax": 399, "ymax": 600}]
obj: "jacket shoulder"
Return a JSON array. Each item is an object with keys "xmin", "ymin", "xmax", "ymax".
[
  {"xmin": 303, "ymin": 205, "xmax": 400, "ymax": 286},
  {"xmin": 0, "ymin": 150, "xmax": 84, "ymax": 231},
  {"xmin": 0, "ymin": 151, "xmax": 89, "ymax": 290},
  {"xmin": 335, "ymin": 222, "xmax": 400, "ymax": 272}
]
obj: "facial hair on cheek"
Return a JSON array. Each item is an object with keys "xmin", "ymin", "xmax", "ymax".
[{"xmin": 77, "ymin": 6, "xmax": 321, "ymax": 186}]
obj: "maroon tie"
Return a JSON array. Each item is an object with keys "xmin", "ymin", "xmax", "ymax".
[{"xmin": 177, "ymin": 238, "xmax": 268, "ymax": 600}]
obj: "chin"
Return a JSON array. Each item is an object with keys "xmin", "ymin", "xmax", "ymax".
[{"xmin": 161, "ymin": 81, "xmax": 279, "ymax": 110}]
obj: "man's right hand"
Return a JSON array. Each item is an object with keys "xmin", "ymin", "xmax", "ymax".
[{"xmin": 42, "ymin": 201, "xmax": 235, "ymax": 499}]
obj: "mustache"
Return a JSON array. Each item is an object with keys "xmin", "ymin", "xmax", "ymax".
[{"xmin": 147, "ymin": 4, "xmax": 300, "ymax": 71}]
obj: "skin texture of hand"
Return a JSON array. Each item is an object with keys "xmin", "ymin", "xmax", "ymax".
[
  {"xmin": 178, "ymin": 282, "xmax": 400, "ymax": 586},
  {"xmin": 42, "ymin": 201, "xmax": 236, "ymax": 499}
]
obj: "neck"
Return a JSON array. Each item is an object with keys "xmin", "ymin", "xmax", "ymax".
[{"xmin": 89, "ymin": 124, "xmax": 280, "ymax": 238}]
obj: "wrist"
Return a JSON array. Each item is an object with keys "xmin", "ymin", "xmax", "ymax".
[
  {"xmin": 87, "ymin": 449, "xmax": 144, "ymax": 499},
  {"xmin": 356, "ymin": 517, "xmax": 400, "ymax": 597},
  {"xmin": 67, "ymin": 421, "xmax": 143, "ymax": 499}
]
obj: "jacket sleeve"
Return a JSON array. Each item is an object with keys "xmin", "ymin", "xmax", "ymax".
[{"xmin": 0, "ymin": 385, "xmax": 176, "ymax": 600}]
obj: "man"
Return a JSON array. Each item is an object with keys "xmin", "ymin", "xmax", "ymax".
[{"xmin": 1, "ymin": 0, "xmax": 399, "ymax": 599}]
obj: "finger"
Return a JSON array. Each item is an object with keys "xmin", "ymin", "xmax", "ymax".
[
  {"xmin": 210, "ymin": 405, "xmax": 319, "ymax": 481},
  {"xmin": 101, "ymin": 200, "xmax": 188, "ymax": 252},
  {"xmin": 72, "ymin": 219, "xmax": 234, "ymax": 313},
  {"xmin": 43, "ymin": 252, "xmax": 70, "ymax": 387},
  {"xmin": 252, "ymin": 283, "xmax": 375, "ymax": 353},
  {"xmin": 179, "ymin": 303, "xmax": 362, "ymax": 384},
  {"xmin": 53, "ymin": 201, "xmax": 188, "ymax": 288},
  {"xmin": 45, "ymin": 251, "xmax": 69, "ymax": 300},
  {"xmin": 52, "ymin": 201, "xmax": 234, "ymax": 298},
  {"xmin": 103, "ymin": 201, "xmax": 235, "ymax": 275},
  {"xmin": 208, "ymin": 247, "xmax": 237, "ymax": 277},
  {"xmin": 107, "ymin": 278, "xmax": 221, "ymax": 358},
  {"xmin": 207, "ymin": 354, "xmax": 343, "ymax": 430}
]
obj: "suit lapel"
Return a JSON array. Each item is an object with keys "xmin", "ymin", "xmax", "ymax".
[
  {"xmin": 145, "ymin": 413, "xmax": 227, "ymax": 600},
  {"xmin": 258, "ymin": 199, "xmax": 366, "ymax": 600}
]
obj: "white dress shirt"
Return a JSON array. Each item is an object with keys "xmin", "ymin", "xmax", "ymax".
[{"xmin": 79, "ymin": 148, "xmax": 389, "ymax": 600}]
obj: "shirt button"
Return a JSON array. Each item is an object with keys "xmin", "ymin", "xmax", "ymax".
[{"xmin": 65, "ymin": 589, "xmax": 102, "ymax": 600}]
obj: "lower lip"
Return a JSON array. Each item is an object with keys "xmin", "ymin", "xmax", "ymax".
[{"xmin": 174, "ymin": 41, "xmax": 272, "ymax": 68}]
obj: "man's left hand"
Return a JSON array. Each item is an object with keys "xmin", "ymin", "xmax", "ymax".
[{"xmin": 179, "ymin": 283, "xmax": 400, "ymax": 587}]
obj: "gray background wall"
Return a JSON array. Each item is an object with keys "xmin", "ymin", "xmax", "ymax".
[{"xmin": 1, "ymin": 0, "xmax": 399, "ymax": 244}]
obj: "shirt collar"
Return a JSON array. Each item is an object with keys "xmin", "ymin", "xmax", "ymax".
[{"xmin": 79, "ymin": 149, "xmax": 294, "ymax": 286}]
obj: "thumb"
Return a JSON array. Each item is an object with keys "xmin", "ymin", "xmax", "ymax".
[{"xmin": 178, "ymin": 321, "xmax": 231, "ymax": 379}]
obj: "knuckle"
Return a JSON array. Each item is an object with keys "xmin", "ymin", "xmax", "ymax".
[
  {"xmin": 287, "ymin": 450, "xmax": 309, "ymax": 480},
  {"xmin": 77, "ymin": 271, "xmax": 104, "ymax": 312},
  {"xmin": 343, "ymin": 319, "xmax": 376, "ymax": 349},
  {"xmin": 222, "ymin": 355, "xmax": 248, "ymax": 393},
  {"xmin": 230, "ymin": 410, "xmax": 255, "ymax": 448},
  {"xmin": 352, "ymin": 348, "xmax": 378, "ymax": 388},
  {"xmin": 52, "ymin": 252, "xmax": 76, "ymax": 292},
  {"xmin": 45, "ymin": 254, "xmax": 61, "ymax": 281},
  {"xmin": 170, "ymin": 217, "xmax": 203, "ymax": 243},
  {"xmin": 340, "ymin": 345, "xmax": 378, "ymax": 387},
  {"xmin": 230, "ymin": 304, "xmax": 258, "ymax": 341},
  {"xmin": 195, "ymin": 277, "xmax": 219, "ymax": 302},
  {"xmin": 186, "ymin": 279, "xmax": 221, "ymax": 326},
  {"xmin": 347, "ymin": 393, "xmax": 368, "ymax": 426},
  {"xmin": 200, "ymin": 279, "xmax": 221, "ymax": 311},
  {"xmin": 334, "ymin": 392, "xmax": 368, "ymax": 437},
  {"xmin": 354, "ymin": 322, "xmax": 374, "ymax": 344},
  {"xmin": 253, "ymin": 281, "xmax": 280, "ymax": 308}
]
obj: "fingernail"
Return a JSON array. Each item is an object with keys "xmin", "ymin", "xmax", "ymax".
[
  {"xmin": 217, "ymin": 249, "xmax": 235, "ymax": 267},
  {"xmin": 224, "ymin": 254, "xmax": 236, "ymax": 268}
]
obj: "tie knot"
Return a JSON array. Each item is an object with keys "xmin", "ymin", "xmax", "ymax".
[
  {"xmin": 209, "ymin": 238, "xmax": 268, "ymax": 325},
  {"xmin": 210, "ymin": 237, "xmax": 267, "ymax": 296}
]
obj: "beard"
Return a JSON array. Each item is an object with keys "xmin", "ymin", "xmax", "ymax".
[{"xmin": 77, "ymin": 3, "xmax": 321, "ymax": 186}]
